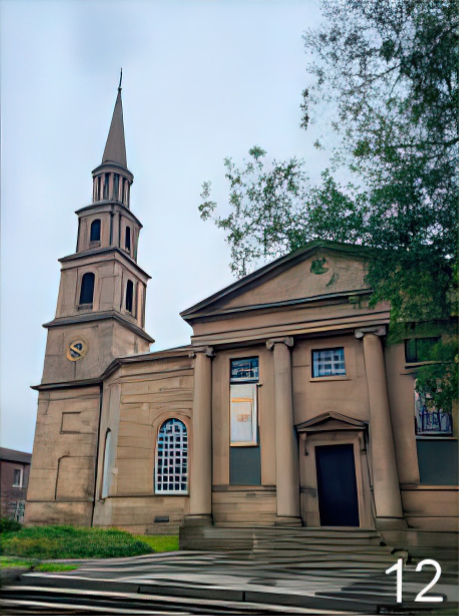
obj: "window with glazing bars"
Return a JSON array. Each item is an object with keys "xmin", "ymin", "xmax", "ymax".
[
  {"xmin": 312, "ymin": 347, "xmax": 346, "ymax": 377},
  {"xmin": 155, "ymin": 419, "xmax": 188, "ymax": 494}
]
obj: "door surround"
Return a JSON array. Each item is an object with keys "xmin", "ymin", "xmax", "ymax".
[{"xmin": 296, "ymin": 412, "xmax": 374, "ymax": 528}]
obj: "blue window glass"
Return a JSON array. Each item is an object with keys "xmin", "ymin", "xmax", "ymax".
[
  {"xmin": 312, "ymin": 348, "xmax": 346, "ymax": 377},
  {"xmin": 230, "ymin": 357, "xmax": 259, "ymax": 382}
]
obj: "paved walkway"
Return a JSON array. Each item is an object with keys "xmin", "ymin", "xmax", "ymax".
[{"xmin": 2, "ymin": 548, "xmax": 458, "ymax": 614}]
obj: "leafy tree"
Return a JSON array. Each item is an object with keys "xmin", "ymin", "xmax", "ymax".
[{"xmin": 199, "ymin": 0, "xmax": 458, "ymax": 409}]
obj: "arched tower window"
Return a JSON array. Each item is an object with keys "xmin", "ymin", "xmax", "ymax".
[
  {"xmin": 125, "ymin": 226, "xmax": 131, "ymax": 251},
  {"xmin": 102, "ymin": 429, "xmax": 112, "ymax": 499},
  {"xmin": 125, "ymin": 280, "xmax": 134, "ymax": 313},
  {"xmin": 155, "ymin": 419, "xmax": 188, "ymax": 494},
  {"xmin": 90, "ymin": 219, "xmax": 101, "ymax": 242},
  {"xmin": 79, "ymin": 272, "xmax": 95, "ymax": 305}
]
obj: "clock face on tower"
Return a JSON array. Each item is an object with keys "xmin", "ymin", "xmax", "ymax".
[{"xmin": 66, "ymin": 339, "xmax": 89, "ymax": 361}]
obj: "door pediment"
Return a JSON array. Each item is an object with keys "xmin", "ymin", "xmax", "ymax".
[{"xmin": 296, "ymin": 411, "xmax": 368, "ymax": 434}]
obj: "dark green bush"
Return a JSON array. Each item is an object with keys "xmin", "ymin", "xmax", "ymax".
[{"xmin": 0, "ymin": 517, "xmax": 22, "ymax": 533}]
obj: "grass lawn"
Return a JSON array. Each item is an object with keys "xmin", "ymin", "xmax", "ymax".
[
  {"xmin": 134, "ymin": 535, "xmax": 179, "ymax": 552},
  {"xmin": 1, "ymin": 525, "xmax": 155, "ymax": 560},
  {"xmin": 1, "ymin": 557, "xmax": 78, "ymax": 572}
]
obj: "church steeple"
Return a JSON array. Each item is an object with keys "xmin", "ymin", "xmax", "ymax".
[
  {"xmin": 102, "ymin": 82, "xmax": 127, "ymax": 168},
  {"xmin": 91, "ymin": 77, "xmax": 133, "ymax": 208},
  {"xmin": 38, "ymin": 79, "xmax": 152, "ymax": 387}
]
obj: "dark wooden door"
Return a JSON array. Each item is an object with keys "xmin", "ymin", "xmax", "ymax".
[{"xmin": 315, "ymin": 444, "xmax": 360, "ymax": 527}]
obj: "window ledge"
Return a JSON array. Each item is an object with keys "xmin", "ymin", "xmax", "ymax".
[
  {"xmin": 416, "ymin": 436, "xmax": 456, "ymax": 441},
  {"xmin": 78, "ymin": 304, "xmax": 93, "ymax": 311},
  {"xmin": 310, "ymin": 376, "xmax": 349, "ymax": 382},
  {"xmin": 401, "ymin": 484, "xmax": 459, "ymax": 491}
]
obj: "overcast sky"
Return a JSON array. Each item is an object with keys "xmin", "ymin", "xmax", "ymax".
[{"xmin": 1, "ymin": 0, "xmax": 334, "ymax": 452}]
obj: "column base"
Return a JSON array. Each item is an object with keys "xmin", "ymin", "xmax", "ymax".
[
  {"xmin": 181, "ymin": 514, "xmax": 213, "ymax": 528},
  {"xmin": 375, "ymin": 516, "xmax": 408, "ymax": 531},
  {"xmin": 274, "ymin": 516, "xmax": 303, "ymax": 527}
]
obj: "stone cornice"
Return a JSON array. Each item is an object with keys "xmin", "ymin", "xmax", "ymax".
[
  {"xmin": 42, "ymin": 311, "xmax": 154, "ymax": 344},
  {"xmin": 75, "ymin": 201, "xmax": 143, "ymax": 228},
  {"xmin": 182, "ymin": 289, "xmax": 372, "ymax": 322},
  {"xmin": 58, "ymin": 247, "xmax": 151, "ymax": 280}
]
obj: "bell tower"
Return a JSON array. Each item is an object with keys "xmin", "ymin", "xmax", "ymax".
[{"xmin": 41, "ymin": 82, "xmax": 153, "ymax": 385}]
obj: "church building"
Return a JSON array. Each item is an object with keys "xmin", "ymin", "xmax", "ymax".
[{"xmin": 25, "ymin": 87, "xmax": 458, "ymax": 544}]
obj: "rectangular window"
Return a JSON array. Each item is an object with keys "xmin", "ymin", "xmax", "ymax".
[
  {"xmin": 405, "ymin": 337, "xmax": 440, "ymax": 363},
  {"xmin": 230, "ymin": 357, "xmax": 259, "ymax": 447},
  {"xmin": 415, "ymin": 387, "xmax": 453, "ymax": 436},
  {"xmin": 312, "ymin": 348, "xmax": 346, "ymax": 377},
  {"xmin": 230, "ymin": 383, "xmax": 258, "ymax": 446},
  {"xmin": 13, "ymin": 468, "xmax": 23, "ymax": 487},
  {"xmin": 230, "ymin": 357, "xmax": 259, "ymax": 383}
]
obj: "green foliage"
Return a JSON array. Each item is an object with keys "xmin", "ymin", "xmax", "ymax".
[
  {"xmin": 1, "ymin": 526, "xmax": 154, "ymax": 560},
  {"xmin": 415, "ymin": 339, "xmax": 458, "ymax": 413},
  {"xmin": 200, "ymin": 149, "xmax": 310, "ymax": 277},
  {"xmin": 134, "ymin": 535, "xmax": 179, "ymax": 552},
  {"xmin": 0, "ymin": 517, "xmax": 22, "ymax": 533},
  {"xmin": 199, "ymin": 1, "xmax": 458, "ymax": 409}
]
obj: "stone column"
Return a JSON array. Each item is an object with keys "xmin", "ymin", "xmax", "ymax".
[
  {"xmin": 266, "ymin": 337, "xmax": 301, "ymax": 525},
  {"xmin": 356, "ymin": 327, "xmax": 406, "ymax": 529},
  {"xmin": 185, "ymin": 346, "xmax": 213, "ymax": 526}
]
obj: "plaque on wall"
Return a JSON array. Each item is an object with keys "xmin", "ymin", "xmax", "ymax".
[{"xmin": 230, "ymin": 383, "xmax": 258, "ymax": 446}]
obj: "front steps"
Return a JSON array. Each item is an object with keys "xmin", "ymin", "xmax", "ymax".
[
  {"xmin": 180, "ymin": 525, "xmax": 393, "ymax": 561},
  {"xmin": 179, "ymin": 525, "xmax": 459, "ymax": 574}
]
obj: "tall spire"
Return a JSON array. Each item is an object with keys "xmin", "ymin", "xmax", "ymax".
[{"xmin": 102, "ymin": 73, "xmax": 127, "ymax": 168}]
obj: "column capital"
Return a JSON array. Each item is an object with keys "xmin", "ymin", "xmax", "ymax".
[
  {"xmin": 354, "ymin": 326, "xmax": 386, "ymax": 339},
  {"xmin": 188, "ymin": 346, "xmax": 214, "ymax": 359},
  {"xmin": 266, "ymin": 336, "xmax": 294, "ymax": 351}
]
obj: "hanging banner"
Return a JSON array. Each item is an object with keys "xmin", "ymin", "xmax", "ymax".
[{"xmin": 230, "ymin": 383, "xmax": 257, "ymax": 446}]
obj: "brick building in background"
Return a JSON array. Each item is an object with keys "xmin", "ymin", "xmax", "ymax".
[{"xmin": 0, "ymin": 448, "xmax": 32, "ymax": 522}]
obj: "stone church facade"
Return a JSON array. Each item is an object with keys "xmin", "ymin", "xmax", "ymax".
[{"xmin": 25, "ymin": 88, "xmax": 458, "ymax": 541}]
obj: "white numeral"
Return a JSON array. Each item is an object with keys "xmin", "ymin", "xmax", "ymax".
[
  {"xmin": 415, "ymin": 559, "xmax": 443, "ymax": 603},
  {"xmin": 386, "ymin": 558, "xmax": 443, "ymax": 604},
  {"xmin": 386, "ymin": 558, "xmax": 403, "ymax": 603}
]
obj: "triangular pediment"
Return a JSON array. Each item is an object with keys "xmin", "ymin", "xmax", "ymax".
[
  {"xmin": 181, "ymin": 240, "xmax": 370, "ymax": 320},
  {"xmin": 295, "ymin": 412, "xmax": 368, "ymax": 433}
]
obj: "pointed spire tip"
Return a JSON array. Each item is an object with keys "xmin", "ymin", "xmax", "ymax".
[{"xmin": 118, "ymin": 68, "xmax": 123, "ymax": 91}]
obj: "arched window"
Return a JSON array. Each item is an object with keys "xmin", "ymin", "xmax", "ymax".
[
  {"xmin": 90, "ymin": 219, "xmax": 101, "ymax": 242},
  {"xmin": 155, "ymin": 419, "xmax": 188, "ymax": 494},
  {"xmin": 125, "ymin": 280, "xmax": 134, "ymax": 313},
  {"xmin": 102, "ymin": 430, "xmax": 112, "ymax": 499},
  {"xmin": 79, "ymin": 272, "xmax": 95, "ymax": 305},
  {"xmin": 125, "ymin": 226, "xmax": 131, "ymax": 251}
]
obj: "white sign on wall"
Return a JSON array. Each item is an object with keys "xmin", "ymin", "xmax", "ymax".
[{"xmin": 230, "ymin": 383, "xmax": 258, "ymax": 446}]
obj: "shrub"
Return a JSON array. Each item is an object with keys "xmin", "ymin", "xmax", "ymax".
[{"xmin": 0, "ymin": 517, "xmax": 22, "ymax": 533}]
